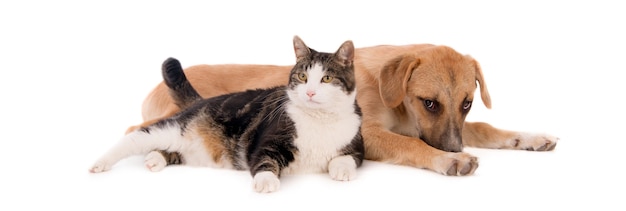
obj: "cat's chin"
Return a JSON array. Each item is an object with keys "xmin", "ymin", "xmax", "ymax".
[
  {"xmin": 306, "ymin": 99, "xmax": 322, "ymax": 104},
  {"xmin": 296, "ymin": 100, "xmax": 329, "ymax": 110},
  {"xmin": 304, "ymin": 101, "xmax": 324, "ymax": 108}
]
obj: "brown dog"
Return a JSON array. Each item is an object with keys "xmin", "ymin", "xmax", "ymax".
[{"xmin": 129, "ymin": 43, "xmax": 558, "ymax": 176}]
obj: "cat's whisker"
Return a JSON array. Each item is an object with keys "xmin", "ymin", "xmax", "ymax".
[{"xmin": 262, "ymin": 96, "xmax": 288, "ymax": 123}]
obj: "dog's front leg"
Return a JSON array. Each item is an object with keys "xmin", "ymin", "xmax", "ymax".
[
  {"xmin": 362, "ymin": 125, "xmax": 479, "ymax": 176},
  {"xmin": 462, "ymin": 122, "xmax": 558, "ymax": 151}
]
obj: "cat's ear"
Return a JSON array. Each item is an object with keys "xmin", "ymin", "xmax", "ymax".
[
  {"xmin": 293, "ymin": 35, "xmax": 311, "ymax": 61},
  {"xmin": 335, "ymin": 40, "xmax": 354, "ymax": 66}
]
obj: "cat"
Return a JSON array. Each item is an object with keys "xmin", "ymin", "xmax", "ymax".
[{"xmin": 89, "ymin": 36, "xmax": 365, "ymax": 193}]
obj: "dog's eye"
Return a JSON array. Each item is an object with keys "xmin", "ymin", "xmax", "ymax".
[
  {"xmin": 463, "ymin": 101, "xmax": 472, "ymax": 110},
  {"xmin": 424, "ymin": 100, "xmax": 438, "ymax": 112}
]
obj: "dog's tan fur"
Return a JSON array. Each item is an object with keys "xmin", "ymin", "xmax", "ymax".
[{"xmin": 129, "ymin": 43, "xmax": 557, "ymax": 176}]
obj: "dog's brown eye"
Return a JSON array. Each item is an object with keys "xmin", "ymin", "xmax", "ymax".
[
  {"xmin": 424, "ymin": 100, "xmax": 438, "ymax": 112},
  {"xmin": 463, "ymin": 101, "xmax": 472, "ymax": 110}
]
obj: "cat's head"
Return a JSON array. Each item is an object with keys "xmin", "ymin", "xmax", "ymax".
[{"xmin": 287, "ymin": 36, "xmax": 356, "ymax": 110}]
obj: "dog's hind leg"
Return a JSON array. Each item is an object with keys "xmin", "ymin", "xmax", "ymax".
[{"xmin": 462, "ymin": 122, "xmax": 558, "ymax": 151}]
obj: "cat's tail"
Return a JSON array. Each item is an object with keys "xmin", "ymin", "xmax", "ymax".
[{"xmin": 162, "ymin": 57, "xmax": 202, "ymax": 109}]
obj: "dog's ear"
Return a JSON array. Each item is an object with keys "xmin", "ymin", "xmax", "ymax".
[
  {"xmin": 468, "ymin": 56, "xmax": 492, "ymax": 109},
  {"xmin": 379, "ymin": 55, "xmax": 420, "ymax": 108},
  {"xmin": 293, "ymin": 35, "xmax": 311, "ymax": 62}
]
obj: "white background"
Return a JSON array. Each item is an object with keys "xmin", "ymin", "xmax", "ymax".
[{"xmin": 1, "ymin": 1, "xmax": 624, "ymax": 210}]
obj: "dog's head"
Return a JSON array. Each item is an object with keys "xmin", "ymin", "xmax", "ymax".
[{"xmin": 378, "ymin": 46, "xmax": 491, "ymax": 152}]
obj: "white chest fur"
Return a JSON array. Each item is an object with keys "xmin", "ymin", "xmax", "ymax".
[{"xmin": 282, "ymin": 103, "xmax": 361, "ymax": 175}]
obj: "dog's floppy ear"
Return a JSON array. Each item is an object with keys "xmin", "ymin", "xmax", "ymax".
[
  {"xmin": 379, "ymin": 55, "xmax": 420, "ymax": 108},
  {"xmin": 468, "ymin": 56, "xmax": 492, "ymax": 109}
]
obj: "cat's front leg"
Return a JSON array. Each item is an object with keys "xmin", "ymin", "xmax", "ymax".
[
  {"xmin": 252, "ymin": 171, "xmax": 280, "ymax": 193},
  {"xmin": 249, "ymin": 140, "xmax": 294, "ymax": 193},
  {"xmin": 328, "ymin": 155, "xmax": 358, "ymax": 181}
]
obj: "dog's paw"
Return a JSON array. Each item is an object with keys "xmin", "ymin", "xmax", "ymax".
[
  {"xmin": 328, "ymin": 155, "xmax": 358, "ymax": 181},
  {"xmin": 432, "ymin": 152, "xmax": 479, "ymax": 176},
  {"xmin": 510, "ymin": 133, "xmax": 558, "ymax": 151},
  {"xmin": 252, "ymin": 171, "xmax": 280, "ymax": 193},
  {"xmin": 89, "ymin": 160, "xmax": 112, "ymax": 173},
  {"xmin": 144, "ymin": 151, "xmax": 167, "ymax": 172}
]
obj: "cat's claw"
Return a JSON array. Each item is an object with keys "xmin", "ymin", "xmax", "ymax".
[
  {"xmin": 328, "ymin": 155, "xmax": 357, "ymax": 181},
  {"xmin": 253, "ymin": 171, "xmax": 280, "ymax": 193},
  {"xmin": 144, "ymin": 151, "xmax": 167, "ymax": 172}
]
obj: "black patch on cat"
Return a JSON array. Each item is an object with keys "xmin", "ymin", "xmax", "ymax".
[{"xmin": 199, "ymin": 87, "xmax": 298, "ymax": 172}]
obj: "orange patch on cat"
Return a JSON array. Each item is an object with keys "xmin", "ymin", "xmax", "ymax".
[{"xmin": 194, "ymin": 122, "xmax": 228, "ymax": 165}]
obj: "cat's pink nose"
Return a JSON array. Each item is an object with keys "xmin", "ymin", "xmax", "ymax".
[{"xmin": 306, "ymin": 91, "xmax": 316, "ymax": 97}]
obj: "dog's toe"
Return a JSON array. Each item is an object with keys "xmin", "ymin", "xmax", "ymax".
[
  {"xmin": 460, "ymin": 157, "xmax": 479, "ymax": 175},
  {"xmin": 446, "ymin": 160, "xmax": 458, "ymax": 176},
  {"xmin": 436, "ymin": 153, "xmax": 479, "ymax": 176},
  {"xmin": 536, "ymin": 144, "xmax": 547, "ymax": 151},
  {"xmin": 535, "ymin": 138, "xmax": 558, "ymax": 151}
]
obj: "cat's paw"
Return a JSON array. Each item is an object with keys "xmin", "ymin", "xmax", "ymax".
[
  {"xmin": 328, "ymin": 155, "xmax": 358, "ymax": 181},
  {"xmin": 509, "ymin": 133, "xmax": 559, "ymax": 151},
  {"xmin": 252, "ymin": 171, "xmax": 280, "ymax": 193},
  {"xmin": 89, "ymin": 160, "xmax": 112, "ymax": 173},
  {"xmin": 144, "ymin": 151, "xmax": 167, "ymax": 172}
]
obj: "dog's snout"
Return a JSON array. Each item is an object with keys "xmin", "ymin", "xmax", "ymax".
[
  {"xmin": 440, "ymin": 127, "xmax": 463, "ymax": 152},
  {"xmin": 423, "ymin": 122, "xmax": 463, "ymax": 152}
]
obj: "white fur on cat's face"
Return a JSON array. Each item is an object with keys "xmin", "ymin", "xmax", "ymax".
[{"xmin": 287, "ymin": 62, "xmax": 355, "ymax": 112}]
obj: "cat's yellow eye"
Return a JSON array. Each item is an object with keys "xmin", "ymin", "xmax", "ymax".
[
  {"xmin": 298, "ymin": 73, "xmax": 307, "ymax": 81},
  {"xmin": 322, "ymin": 75, "xmax": 333, "ymax": 83}
]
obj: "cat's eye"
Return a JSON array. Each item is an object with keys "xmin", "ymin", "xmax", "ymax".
[
  {"xmin": 321, "ymin": 75, "xmax": 333, "ymax": 83},
  {"xmin": 298, "ymin": 73, "xmax": 307, "ymax": 82}
]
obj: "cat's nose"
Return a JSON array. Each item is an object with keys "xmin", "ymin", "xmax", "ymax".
[{"xmin": 306, "ymin": 90, "xmax": 316, "ymax": 97}]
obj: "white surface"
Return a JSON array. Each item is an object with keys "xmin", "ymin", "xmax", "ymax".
[{"xmin": 1, "ymin": 1, "xmax": 623, "ymax": 210}]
